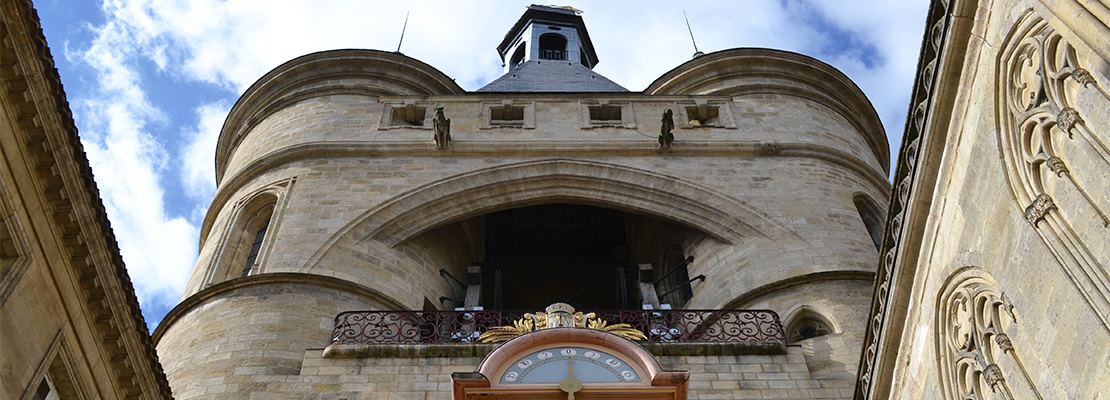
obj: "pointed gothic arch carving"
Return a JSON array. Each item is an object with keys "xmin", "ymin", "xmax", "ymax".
[
  {"xmin": 936, "ymin": 267, "xmax": 1045, "ymax": 400},
  {"xmin": 996, "ymin": 11, "xmax": 1110, "ymax": 330}
]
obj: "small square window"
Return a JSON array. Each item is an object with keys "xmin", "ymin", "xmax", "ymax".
[
  {"xmin": 390, "ymin": 106, "xmax": 427, "ymax": 127},
  {"xmin": 685, "ymin": 105, "xmax": 720, "ymax": 126},
  {"xmin": 490, "ymin": 106, "xmax": 525, "ymax": 125},
  {"xmin": 588, "ymin": 105, "xmax": 622, "ymax": 123}
]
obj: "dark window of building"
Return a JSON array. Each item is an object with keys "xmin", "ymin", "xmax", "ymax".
[
  {"xmin": 1, "ymin": 215, "xmax": 17, "ymax": 277},
  {"xmin": 482, "ymin": 203, "xmax": 629, "ymax": 310},
  {"xmin": 588, "ymin": 105, "xmax": 621, "ymax": 123},
  {"xmin": 786, "ymin": 311, "xmax": 833, "ymax": 344},
  {"xmin": 216, "ymin": 195, "xmax": 277, "ymax": 283},
  {"xmin": 853, "ymin": 194, "xmax": 885, "ymax": 252},
  {"xmin": 510, "ymin": 43, "xmax": 526, "ymax": 69},
  {"xmin": 490, "ymin": 106, "xmax": 525, "ymax": 125},
  {"xmin": 242, "ymin": 222, "xmax": 269, "ymax": 277},
  {"xmin": 390, "ymin": 106, "xmax": 427, "ymax": 126},
  {"xmin": 685, "ymin": 105, "xmax": 720, "ymax": 126},
  {"xmin": 538, "ymin": 33, "xmax": 567, "ymax": 60},
  {"xmin": 657, "ymin": 245, "xmax": 693, "ymax": 307}
]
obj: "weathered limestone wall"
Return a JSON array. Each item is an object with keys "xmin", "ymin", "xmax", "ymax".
[
  {"xmin": 155, "ymin": 282, "xmax": 391, "ymax": 399},
  {"xmin": 163, "ymin": 47, "xmax": 890, "ymax": 400},
  {"xmin": 182, "ymin": 153, "xmax": 885, "ymax": 310},
  {"xmin": 873, "ymin": 0, "xmax": 1110, "ymax": 398},
  {"xmin": 167, "ymin": 346, "xmax": 858, "ymax": 400}
]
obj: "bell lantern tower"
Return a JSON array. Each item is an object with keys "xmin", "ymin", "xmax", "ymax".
[{"xmin": 496, "ymin": 5, "xmax": 598, "ymax": 73}]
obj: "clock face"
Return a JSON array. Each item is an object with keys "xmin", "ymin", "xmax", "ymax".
[{"xmin": 500, "ymin": 347, "xmax": 641, "ymax": 384}]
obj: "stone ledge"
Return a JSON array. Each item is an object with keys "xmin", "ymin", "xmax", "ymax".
[
  {"xmin": 323, "ymin": 343, "xmax": 499, "ymax": 358},
  {"xmin": 322, "ymin": 341, "xmax": 785, "ymax": 359}
]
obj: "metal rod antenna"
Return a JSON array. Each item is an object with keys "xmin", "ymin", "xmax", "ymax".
[
  {"xmin": 683, "ymin": 10, "xmax": 702, "ymax": 57},
  {"xmin": 396, "ymin": 11, "xmax": 410, "ymax": 53}
]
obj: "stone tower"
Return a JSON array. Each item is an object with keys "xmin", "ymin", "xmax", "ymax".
[{"xmin": 153, "ymin": 5, "xmax": 889, "ymax": 399}]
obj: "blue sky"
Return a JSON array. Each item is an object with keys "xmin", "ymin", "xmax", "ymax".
[{"xmin": 34, "ymin": 0, "xmax": 929, "ymax": 330}]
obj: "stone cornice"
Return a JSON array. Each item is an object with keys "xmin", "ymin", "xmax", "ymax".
[
  {"xmin": 151, "ymin": 272, "xmax": 408, "ymax": 345},
  {"xmin": 0, "ymin": 1, "xmax": 172, "ymax": 398}
]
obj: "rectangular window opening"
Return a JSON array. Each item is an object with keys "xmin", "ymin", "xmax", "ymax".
[
  {"xmin": 685, "ymin": 105, "xmax": 720, "ymax": 126},
  {"xmin": 390, "ymin": 106, "xmax": 427, "ymax": 126},
  {"xmin": 589, "ymin": 105, "xmax": 622, "ymax": 123},
  {"xmin": 490, "ymin": 106, "xmax": 525, "ymax": 126}
]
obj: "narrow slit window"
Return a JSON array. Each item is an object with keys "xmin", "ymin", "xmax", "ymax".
[
  {"xmin": 242, "ymin": 222, "xmax": 269, "ymax": 277},
  {"xmin": 853, "ymin": 194, "xmax": 885, "ymax": 252}
]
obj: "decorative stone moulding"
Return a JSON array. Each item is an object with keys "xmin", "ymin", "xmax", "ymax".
[
  {"xmin": 996, "ymin": 12, "xmax": 1110, "ymax": 330},
  {"xmin": 936, "ymin": 267, "xmax": 1047, "ymax": 399}
]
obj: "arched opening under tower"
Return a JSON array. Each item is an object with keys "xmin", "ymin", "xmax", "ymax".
[
  {"xmin": 538, "ymin": 33, "xmax": 567, "ymax": 60},
  {"xmin": 414, "ymin": 202, "xmax": 712, "ymax": 311}
]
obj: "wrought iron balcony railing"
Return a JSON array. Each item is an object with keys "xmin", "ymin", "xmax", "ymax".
[{"xmin": 331, "ymin": 309, "xmax": 784, "ymax": 345}]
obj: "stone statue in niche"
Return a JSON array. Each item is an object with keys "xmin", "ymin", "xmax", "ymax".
[
  {"xmin": 433, "ymin": 107, "xmax": 451, "ymax": 150},
  {"xmin": 659, "ymin": 109, "xmax": 674, "ymax": 150}
]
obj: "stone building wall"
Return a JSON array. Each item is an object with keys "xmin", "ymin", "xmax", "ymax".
[
  {"xmin": 171, "ymin": 345, "xmax": 859, "ymax": 400},
  {"xmin": 158, "ymin": 45, "xmax": 889, "ymax": 399},
  {"xmin": 859, "ymin": 0, "xmax": 1110, "ymax": 398}
]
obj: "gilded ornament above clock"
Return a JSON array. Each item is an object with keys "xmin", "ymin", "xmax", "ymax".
[{"xmin": 477, "ymin": 303, "xmax": 647, "ymax": 343}]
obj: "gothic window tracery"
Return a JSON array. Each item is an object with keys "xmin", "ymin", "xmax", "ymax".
[
  {"xmin": 996, "ymin": 12, "xmax": 1110, "ymax": 330},
  {"xmin": 936, "ymin": 268, "xmax": 1043, "ymax": 400}
]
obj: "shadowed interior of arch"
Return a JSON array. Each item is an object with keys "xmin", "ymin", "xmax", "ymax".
[{"xmin": 418, "ymin": 202, "xmax": 711, "ymax": 311}]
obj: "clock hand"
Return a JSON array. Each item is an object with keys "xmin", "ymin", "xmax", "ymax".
[{"xmin": 559, "ymin": 357, "xmax": 582, "ymax": 400}]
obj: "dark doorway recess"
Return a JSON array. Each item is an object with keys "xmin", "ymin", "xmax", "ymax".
[{"xmin": 482, "ymin": 203, "xmax": 632, "ymax": 310}]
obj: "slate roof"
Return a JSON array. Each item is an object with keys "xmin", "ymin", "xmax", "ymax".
[{"xmin": 477, "ymin": 60, "xmax": 629, "ymax": 92}]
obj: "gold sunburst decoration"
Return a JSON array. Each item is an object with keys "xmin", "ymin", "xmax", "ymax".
[{"xmin": 478, "ymin": 303, "xmax": 647, "ymax": 343}]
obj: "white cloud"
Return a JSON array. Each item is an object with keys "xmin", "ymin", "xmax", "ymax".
[
  {"xmin": 181, "ymin": 101, "xmax": 228, "ymax": 206},
  {"xmin": 70, "ymin": 9, "xmax": 197, "ymax": 316}
]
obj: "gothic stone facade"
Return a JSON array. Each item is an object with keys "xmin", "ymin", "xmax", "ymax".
[{"xmin": 857, "ymin": 0, "xmax": 1110, "ymax": 398}]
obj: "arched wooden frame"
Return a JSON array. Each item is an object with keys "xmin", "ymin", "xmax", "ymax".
[{"xmin": 452, "ymin": 328, "xmax": 688, "ymax": 400}]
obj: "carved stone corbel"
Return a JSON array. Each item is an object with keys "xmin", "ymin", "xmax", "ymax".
[{"xmin": 1023, "ymin": 194, "xmax": 1056, "ymax": 226}]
